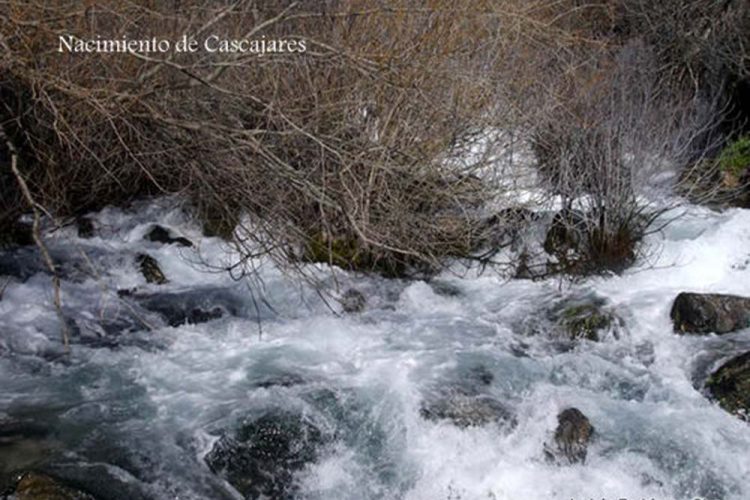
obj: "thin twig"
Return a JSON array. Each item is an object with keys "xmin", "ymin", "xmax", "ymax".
[{"xmin": 5, "ymin": 137, "xmax": 70, "ymax": 350}]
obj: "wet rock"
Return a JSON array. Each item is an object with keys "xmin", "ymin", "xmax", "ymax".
[
  {"xmin": 429, "ymin": 280, "xmax": 462, "ymax": 297},
  {"xmin": 205, "ymin": 411, "xmax": 325, "ymax": 499},
  {"xmin": 76, "ymin": 218, "xmax": 95, "ymax": 239},
  {"xmin": 420, "ymin": 392, "xmax": 516, "ymax": 429},
  {"xmin": 341, "ymin": 288, "xmax": 366, "ymax": 313},
  {"xmin": 144, "ymin": 225, "xmax": 193, "ymax": 247},
  {"xmin": 526, "ymin": 294, "xmax": 621, "ymax": 342},
  {"xmin": 545, "ymin": 407, "xmax": 594, "ymax": 465},
  {"xmin": 135, "ymin": 254, "xmax": 167, "ymax": 285},
  {"xmin": 556, "ymin": 302, "xmax": 615, "ymax": 341},
  {"xmin": 69, "ymin": 314, "xmax": 156, "ymax": 349},
  {"xmin": 705, "ymin": 351, "xmax": 750, "ymax": 421},
  {"xmin": 136, "ymin": 288, "xmax": 241, "ymax": 327},
  {"xmin": 6, "ymin": 471, "xmax": 96, "ymax": 500},
  {"xmin": 671, "ymin": 292, "xmax": 750, "ymax": 335}
]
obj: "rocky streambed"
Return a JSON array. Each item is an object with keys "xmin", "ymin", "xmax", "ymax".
[{"xmin": 1, "ymin": 200, "xmax": 750, "ymax": 499}]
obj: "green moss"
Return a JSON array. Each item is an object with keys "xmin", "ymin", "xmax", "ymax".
[
  {"xmin": 559, "ymin": 303, "xmax": 613, "ymax": 341},
  {"xmin": 305, "ymin": 232, "xmax": 364, "ymax": 269},
  {"xmin": 302, "ymin": 232, "xmax": 415, "ymax": 278},
  {"xmin": 717, "ymin": 135, "xmax": 750, "ymax": 177},
  {"xmin": 201, "ymin": 212, "xmax": 238, "ymax": 241}
]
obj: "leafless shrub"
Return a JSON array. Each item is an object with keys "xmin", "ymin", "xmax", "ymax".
[
  {"xmin": 0, "ymin": 0, "xmax": 517, "ymax": 277},
  {"xmin": 0, "ymin": 0, "xmax": 739, "ymax": 283},
  {"xmin": 523, "ymin": 38, "xmax": 724, "ymax": 275}
]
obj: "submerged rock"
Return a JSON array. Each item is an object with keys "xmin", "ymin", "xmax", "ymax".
[
  {"xmin": 135, "ymin": 288, "xmax": 242, "ymax": 327},
  {"xmin": 340, "ymin": 288, "xmax": 366, "ymax": 313},
  {"xmin": 556, "ymin": 302, "xmax": 615, "ymax": 341},
  {"xmin": 671, "ymin": 292, "xmax": 750, "ymax": 334},
  {"xmin": 205, "ymin": 411, "xmax": 326, "ymax": 499},
  {"xmin": 144, "ymin": 225, "xmax": 193, "ymax": 247},
  {"xmin": 249, "ymin": 373, "xmax": 307, "ymax": 389},
  {"xmin": 428, "ymin": 280, "xmax": 462, "ymax": 297},
  {"xmin": 5, "ymin": 471, "xmax": 96, "ymax": 500},
  {"xmin": 525, "ymin": 294, "xmax": 621, "ymax": 342},
  {"xmin": 135, "ymin": 254, "xmax": 167, "ymax": 285},
  {"xmin": 705, "ymin": 351, "xmax": 750, "ymax": 421},
  {"xmin": 420, "ymin": 392, "xmax": 516, "ymax": 429},
  {"xmin": 545, "ymin": 407, "xmax": 594, "ymax": 465}
]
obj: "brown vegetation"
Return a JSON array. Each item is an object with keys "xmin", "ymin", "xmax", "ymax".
[{"xmin": 0, "ymin": 0, "xmax": 747, "ymax": 279}]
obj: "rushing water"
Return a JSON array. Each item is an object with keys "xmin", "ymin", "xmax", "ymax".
[{"xmin": 1, "ymin": 200, "xmax": 749, "ymax": 500}]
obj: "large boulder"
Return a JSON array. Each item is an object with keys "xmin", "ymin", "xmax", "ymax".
[
  {"xmin": 670, "ymin": 292, "xmax": 750, "ymax": 334},
  {"xmin": 544, "ymin": 407, "xmax": 594, "ymax": 465},
  {"xmin": 705, "ymin": 351, "xmax": 750, "ymax": 421},
  {"xmin": 205, "ymin": 411, "xmax": 326, "ymax": 499}
]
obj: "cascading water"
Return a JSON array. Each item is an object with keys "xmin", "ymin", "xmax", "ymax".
[{"xmin": 1, "ymin": 199, "xmax": 749, "ymax": 500}]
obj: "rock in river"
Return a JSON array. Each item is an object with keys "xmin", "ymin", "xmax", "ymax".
[
  {"xmin": 705, "ymin": 351, "xmax": 750, "ymax": 421},
  {"xmin": 671, "ymin": 292, "xmax": 750, "ymax": 334},
  {"xmin": 205, "ymin": 410, "xmax": 326, "ymax": 499},
  {"xmin": 144, "ymin": 225, "xmax": 193, "ymax": 247},
  {"xmin": 545, "ymin": 407, "xmax": 594, "ymax": 465},
  {"xmin": 420, "ymin": 392, "xmax": 516, "ymax": 429},
  {"xmin": 135, "ymin": 254, "xmax": 167, "ymax": 285}
]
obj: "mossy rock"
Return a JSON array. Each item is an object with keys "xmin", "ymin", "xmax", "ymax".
[
  {"xmin": 717, "ymin": 135, "xmax": 750, "ymax": 178},
  {"xmin": 543, "ymin": 296, "xmax": 619, "ymax": 342},
  {"xmin": 135, "ymin": 253, "xmax": 167, "ymax": 285},
  {"xmin": 681, "ymin": 136, "xmax": 750, "ymax": 208},
  {"xmin": 302, "ymin": 232, "xmax": 416, "ymax": 278},
  {"xmin": 705, "ymin": 351, "xmax": 750, "ymax": 421},
  {"xmin": 558, "ymin": 303, "xmax": 614, "ymax": 341}
]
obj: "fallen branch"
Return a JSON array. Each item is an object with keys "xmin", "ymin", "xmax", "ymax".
[{"xmin": 4, "ymin": 133, "xmax": 70, "ymax": 350}]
